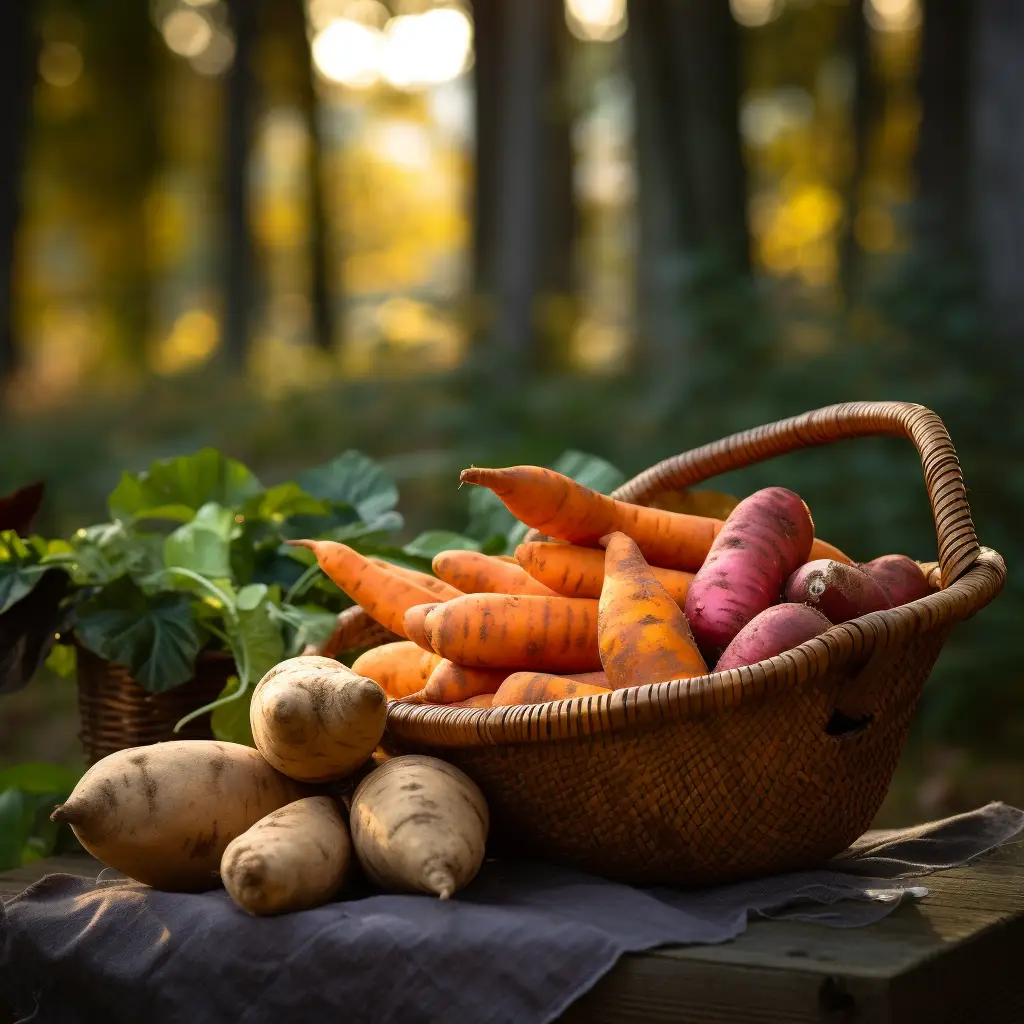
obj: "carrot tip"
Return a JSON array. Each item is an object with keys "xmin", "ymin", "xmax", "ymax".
[{"xmin": 285, "ymin": 538, "xmax": 316, "ymax": 549}]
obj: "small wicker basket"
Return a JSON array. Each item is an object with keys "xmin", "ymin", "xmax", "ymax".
[
  {"xmin": 334, "ymin": 401, "xmax": 1006, "ymax": 887},
  {"xmin": 76, "ymin": 644, "xmax": 235, "ymax": 766}
]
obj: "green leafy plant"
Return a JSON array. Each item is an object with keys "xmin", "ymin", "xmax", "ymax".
[{"xmin": 0, "ymin": 762, "xmax": 84, "ymax": 870}]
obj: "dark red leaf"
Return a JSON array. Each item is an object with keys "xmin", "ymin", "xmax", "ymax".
[
  {"xmin": 0, "ymin": 571, "xmax": 72, "ymax": 694},
  {"xmin": 0, "ymin": 481, "xmax": 45, "ymax": 535}
]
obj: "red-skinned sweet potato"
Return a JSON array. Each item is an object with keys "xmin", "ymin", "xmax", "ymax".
[
  {"xmin": 785, "ymin": 559, "xmax": 891, "ymax": 622},
  {"xmin": 683, "ymin": 487, "xmax": 814, "ymax": 657},
  {"xmin": 858, "ymin": 554, "xmax": 933, "ymax": 607},
  {"xmin": 714, "ymin": 604, "xmax": 832, "ymax": 672}
]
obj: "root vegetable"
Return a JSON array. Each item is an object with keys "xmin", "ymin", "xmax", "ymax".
[
  {"xmin": 598, "ymin": 533, "xmax": 707, "ymax": 688},
  {"xmin": 220, "ymin": 796, "xmax": 351, "ymax": 916},
  {"xmin": 288, "ymin": 539, "xmax": 437, "ymax": 638},
  {"xmin": 715, "ymin": 604, "xmax": 833, "ymax": 672},
  {"xmin": 785, "ymin": 559, "xmax": 892, "ymax": 623},
  {"xmin": 492, "ymin": 672, "xmax": 610, "ymax": 706},
  {"xmin": 49, "ymin": 740, "xmax": 304, "ymax": 892},
  {"xmin": 432, "ymin": 549, "xmax": 558, "ymax": 596},
  {"xmin": 352, "ymin": 642, "xmax": 441, "ymax": 699},
  {"xmin": 859, "ymin": 554, "xmax": 933, "ymax": 606},
  {"xmin": 250, "ymin": 656, "xmax": 386, "ymax": 783},
  {"xmin": 423, "ymin": 660, "xmax": 509, "ymax": 704},
  {"xmin": 684, "ymin": 487, "xmax": 814, "ymax": 657},
  {"xmin": 451, "ymin": 693, "xmax": 496, "ymax": 708},
  {"xmin": 370, "ymin": 559, "xmax": 463, "ymax": 601},
  {"xmin": 422, "ymin": 593, "xmax": 602, "ymax": 672},
  {"xmin": 350, "ymin": 755, "xmax": 489, "ymax": 899},
  {"xmin": 515, "ymin": 541, "xmax": 695, "ymax": 604},
  {"xmin": 402, "ymin": 602, "xmax": 440, "ymax": 652}
]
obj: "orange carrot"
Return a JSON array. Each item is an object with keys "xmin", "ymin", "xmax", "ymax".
[
  {"xmin": 598, "ymin": 532, "xmax": 708, "ymax": 688},
  {"xmin": 451, "ymin": 693, "xmax": 496, "ymax": 708},
  {"xmin": 289, "ymin": 540, "xmax": 437, "ymax": 638},
  {"xmin": 494, "ymin": 555, "xmax": 518, "ymax": 564},
  {"xmin": 460, "ymin": 466, "xmax": 853, "ymax": 570},
  {"xmin": 807, "ymin": 537, "xmax": 853, "ymax": 565},
  {"xmin": 402, "ymin": 602, "xmax": 440, "ymax": 653},
  {"xmin": 515, "ymin": 541, "xmax": 695, "ymax": 604},
  {"xmin": 352, "ymin": 642, "xmax": 442, "ymax": 699},
  {"xmin": 492, "ymin": 672, "xmax": 610, "ymax": 707},
  {"xmin": 422, "ymin": 593, "xmax": 602, "ymax": 672},
  {"xmin": 422, "ymin": 660, "xmax": 509, "ymax": 704},
  {"xmin": 432, "ymin": 549, "xmax": 558, "ymax": 597},
  {"xmin": 370, "ymin": 558, "xmax": 463, "ymax": 600}
]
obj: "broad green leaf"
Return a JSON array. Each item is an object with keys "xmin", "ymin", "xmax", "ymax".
[
  {"xmin": 163, "ymin": 502, "xmax": 238, "ymax": 580},
  {"xmin": 0, "ymin": 789, "xmax": 27, "ymax": 871},
  {"xmin": 403, "ymin": 530, "xmax": 481, "ymax": 559},
  {"xmin": 244, "ymin": 483, "xmax": 327, "ymax": 522},
  {"xmin": 75, "ymin": 577, "xmax": 205, "ymax": 693},
  {"xmin": 228, "ymin": 583, "xmax": 284, "ymax": 691},
  {"xmin": 45, "ymin": 522, "xmax": 163, "ymax": 586},
  {"xmin": 464, "ymin": 486, "xmax": 518, "ymax": 547},
  {"xmin": 108, "ymin": 449, "xmax": 263, "ymax": 523},
  {"xmin": 298, "ymin": 451, "xmax": 399, "ymax": 522},
  {"xmin": 273, "ymin": 603, "xmax": 338, "ymax": 658},
  {"xmin": 0, "ymin": 763, "xmax": 81, "ymax": 794},
  {"xmin": 0, "ymin": 532, "xmax": 50, "ymax": 615},
  {"xmin": 210, "ymin": 675, "xmax": 254, "ymax": 747}
]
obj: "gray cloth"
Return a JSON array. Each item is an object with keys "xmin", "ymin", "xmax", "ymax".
[{"xmin": 2, "ymin": 802, "xmax": 1021, "ymax": 1024}]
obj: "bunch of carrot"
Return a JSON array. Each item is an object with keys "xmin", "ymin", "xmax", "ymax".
[{"xmin": 291, "ymin": 463, "xmax": 936, "ymax": 709}]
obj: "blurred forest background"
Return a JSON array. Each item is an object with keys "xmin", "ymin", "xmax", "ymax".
[{"xmin": 1, "ymin": 0, "xmax": 1022, "ymax": 824}]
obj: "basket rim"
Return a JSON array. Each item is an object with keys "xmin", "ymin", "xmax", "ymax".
[{"xmin": 385, "ymin": 547, "xmax": 1005, "ymax": 748}]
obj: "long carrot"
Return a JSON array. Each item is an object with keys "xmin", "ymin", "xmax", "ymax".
[
  {"xmin": 422, "ymin": 593, "xmax": 602, "ymax": 672},
  {"xmin": 432, "ymin": 549, "xmax": 558, "ymax": 597},
  {"xmin": 492, "ymin": 672, "xmax": 610, "ymax": 707},
  {"xmin": 451, "ymin": 693, "xmax": 497, "ymax": 708},
  {"xmin": 515, "ymin": 541, "xmax": 695, "ymax": 604},
  {"xmin": 352, "ymin": 642, "xmax": 442, "ymax": 699},
  {"xmin": 370, "ymin": 558, "xmax": 463, "ymax": 600},
  {"xmin": 460, "ymin": 466, "xmax": 852, "ymax": 569},
  {"xmin": 289, "ymin": 540, "xmax": 437, "ymax": 638},
  {"xmin": 598, "ymin": 532, "xmax": 708, "ymax": 688},
  {"xmin": 402, "ymin": 602, "xmax": 440, "ymax": 653},
  {"xmin": 422, "ymin": 660, "xmax": 509, "ymax": 704}
]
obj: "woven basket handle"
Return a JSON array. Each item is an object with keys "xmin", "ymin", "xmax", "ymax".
[{"xmin": 611, "ymin": 401, "xmax": 979, "ymax": 590}]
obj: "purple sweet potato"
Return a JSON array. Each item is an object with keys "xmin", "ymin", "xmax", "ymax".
[
  {"xmin": 683, "ymin": 487, "xmax": 814, "ymax": 657},
  {"xmin": 714, "ymin": 604, "xmax": 832, "ymax": 672},
  {"xmin": 785, "ymin": 558, "xmax": 891, "ymax": 622},
  {"xmin": 858, "ymin": 554, "xmax": 933, "ymax": 607}
]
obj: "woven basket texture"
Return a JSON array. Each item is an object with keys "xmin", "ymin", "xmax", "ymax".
[
  {"xmin": 330, "ymin": 401, "xmax": 1006, "ymax": 886},
  {"xmin": 76, "ymin": 644, "xmax": 235, "ymax": 766}
]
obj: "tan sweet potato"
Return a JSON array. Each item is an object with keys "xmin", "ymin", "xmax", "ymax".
[
  {"xmin": 50, "ymin": 740, "xmax": 304, "ymax": 892},
  {"xmin": 350, "ymin": 755, "xmax": 488, "ymax": 899},
  {"xmin": 220, "ymin": 796, "xmax": 351, "ymax": 916},
  {"xmin": 250, "ymin": 656, "xmax": 386, "ymax": 783}
]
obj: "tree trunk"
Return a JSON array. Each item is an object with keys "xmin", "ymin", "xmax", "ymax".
[
  {"xmin": 971, "ymin": 0, "xmax": 1024, "ymax": 341},
  {"xmin": 0, "ymin": 1, "xmax": 36, "ymax": 388},
  {"xmin": 222, "ymin": 0, "xmax": 259, "ymax": 371},
  {"xmin": 917, "ymin": 0, "xmax": 972, "ymax": 260}
]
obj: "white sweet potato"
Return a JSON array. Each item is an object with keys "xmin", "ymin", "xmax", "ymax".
[
  {"xmin": 49, "ymin": 740, "xmax": 304, "ymax": 892},
  {"xmin": 220, "ymin": 796, "xmax": 352, "ymax": 916},
  {"xmin": 250, "ymin": 655, "xmax": 387, "ymax": 783},
  {"xmin": 350, "ymin": 755, "xmax": 488, "ymax": 899}
]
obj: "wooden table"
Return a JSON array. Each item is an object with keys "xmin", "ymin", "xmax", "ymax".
[{"xmin": 3, "ymin": 843, "xmax": 1023, "ymax": 1023}]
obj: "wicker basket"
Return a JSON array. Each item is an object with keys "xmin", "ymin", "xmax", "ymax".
[
  {"xmin": 76, "ymin": 644, "xmax": 236, "ymax": 766},
  {"xmin": 332, "ymin": 401, "xmax": 1006, "ymax": 887}
]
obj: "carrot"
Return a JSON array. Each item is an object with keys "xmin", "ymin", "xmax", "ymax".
[
  {"xmin": 450, "ymin": 693, "xmax": 496, "ymax": 708},
  {"xmin": 422, "ymin": 660, "xmax": 509, "ymax": 704},
  {"xmin": 370, "ymin": 558, "xmax": 463, "ymax": 601},
  {"xmin": 597, "ymin": 533, "xmax": 707, "ymax": 688},
  {"xmin": 432, "ymin": 549, "xmax": 558, "ymax": 597},
  {"xmin": 289, "ymin": 540, "xmax": 437, "ymax": 638},
  {"xmin": 515, "ymin": 540, "xmax": 694, "ymax": 604},
  {"xmin": 684, "ymin": 488, "xmax": 814, "ymax": 657},
  {"xmin": 492, "ymin": 672, "xmax": 610, "ymax": 707},
  {"xmin": 460, "ymin": 466, "xmax": 852, "ymax": 570},
  {"xmin": 494, "ymin": 555, "xmax": 518, "ymax": 564},
  {"xmin": 808, "ymin": 537, "xmax": 854, "ymax": 565},
  {"xmin": 402, "ymin": 602, "xmax": 440, "ymax": 653},
  {"xmin": 422, "ymin": 593, "xmax": 602, "ymax": 672},
  {"xmin": 352, "ymin": 641, "xmax": 442, "ymax": 699}
]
